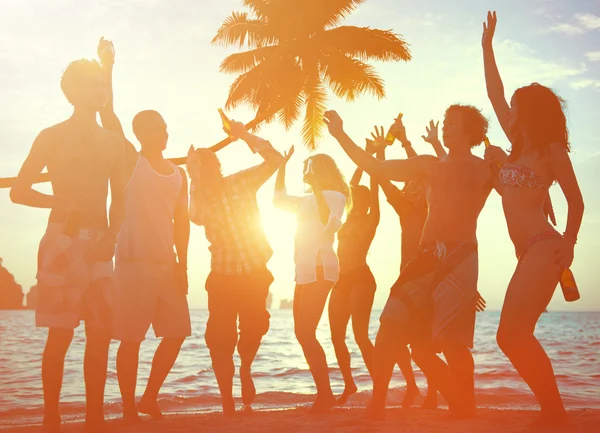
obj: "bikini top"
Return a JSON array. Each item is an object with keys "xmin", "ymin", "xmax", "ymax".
[
  {"xmin": 498, "ymin": 164, "xmax": 557, "ymax": 225},
  {"xmin": 498, "ymin": 164, "xmax": 549, "ymax": 189}
]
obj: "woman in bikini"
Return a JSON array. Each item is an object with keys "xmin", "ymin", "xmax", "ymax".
[
  {"xmin": 482, "ymin": 11, "xmax": 584, "ymax": 426},
  {"xmin": 274, "ymin": 148, "xmax": 351, "ymax": 413},
  {"xmin": 329, "ymin": 127, "xmax": 423, "ymax": 407}
]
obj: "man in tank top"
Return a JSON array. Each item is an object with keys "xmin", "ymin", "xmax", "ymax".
[{"xmin": 98, "ymin": 39, "xmax": 191, "ymax": 423}]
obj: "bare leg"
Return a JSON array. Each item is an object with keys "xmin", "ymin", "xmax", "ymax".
[
  {"xmin": 420, "ymin": 377, "xmax": 438, "ymax": 409},
  {"xmin": 294, "ymin": 282, "xmax": 336, "ymax": 414},
  {"xmin": 83, "ymin": 326, "xmax": 111, "ymax": 427},
  {"xmin": 138, "ymin": 337, "xmax": 185, "ymax": 419},
  {"xmin": 411, "ymin": 346, "xmax": 463, "ymax": 415},
  {"xmin": 328, "ymin": 286, "xmax": 355, "ymax": 404},
  {"xmin": 364, "ymin": 321, "xmax": 405, "ymax": 420},
  {"xmin": 205, "ymin": 281, "xmax": 238, "ymax": 416},
  {"xmin": 443, "ymin": 344, "xmax": 475, "ymax": 416},
  {"xmin": 116, "ymin": 341, "xmax": 142, "ymax": 423},
  {"xmin": 42, "ymin": 328, "xmax": 74, "ymax": 432},
  {"xmin": 396, "ymin": 345, "xmax": 420, "ymax": 408},
  {"xmin": 497, "ymin": 240, "xmax": 568, "ymax": 425},
  {"xmin": 237, "ymin": 281, "xmax": 271, "ymax": 408}
]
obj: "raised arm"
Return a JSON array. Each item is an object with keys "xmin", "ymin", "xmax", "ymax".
[
  {"xmin": 325, "ymin": 110, "xmax": 437, "ymax": 183},
  {"xmin": 482, "ymin": 11, "xmax": 511, "ymax": 139},
  {"xmin": 97, "ymin": 37, "xmax": 125, "ymax": 136},
  {"xmin": 273, "ymin": 146, "xmax": 302, "ymax": 212},
  {"xmin": 174, "ymin": 167, "xmax": 190, "ymax": 293},
  {"xmin": 10, "ymin": 129, "xmax": 56, "ymax": 209},
  {"xmin": 227, "ymin": 120, "xmax": 283, "ymax": 189},
  {"xmin": 387, "ymin": 115, "xmax": 418, "ymax": 158},
  {"xmin": 421, "ymin": 120, "xmax": 447, "ymax": 157},
  {"xmin": 549, "ymin": 144, "xmax": 584, "ymax": 270}
]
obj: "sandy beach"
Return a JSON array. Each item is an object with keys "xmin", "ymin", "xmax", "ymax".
[{"xmin": 2, "ymin": 407, "xmax": 599, "ymax": 433}]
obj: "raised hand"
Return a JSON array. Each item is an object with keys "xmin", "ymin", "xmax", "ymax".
[
  {"xmin": 97, "ymin": 36, "xmax": 115, "ymax": 65},
  {"xmin": 370, "ymin": 126, "xmax": 386, "ymax": 152},
  {"xmin": 482, "ymin": 11, "xmax": 497, "ymax": 48},
  {"xmin": 388, "ymin": 115, "xmax": 408, "ymax": 144},
  {"xmin": 228, "ymin": 120, "xmax": 249, "ymax": 140},
  {"xmin": 421, "ymin": 120, "xmax": 440, "ymax": 145},
  {"xmin": 323, "ymin": 110, "xmax": 344, "ymax": 137},
  {"xmin": 283, "ymin": 145, "xmax": 295, "ymax": 164}
]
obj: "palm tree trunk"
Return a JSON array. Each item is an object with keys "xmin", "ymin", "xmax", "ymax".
[{"xmin": 0, "ymin": 116, "xmax": 264, "ymax": 188}]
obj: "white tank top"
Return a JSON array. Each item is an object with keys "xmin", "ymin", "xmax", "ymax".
[{"xmin": 116, "ymin": 156, "xmax": 182, "ymax": 263}]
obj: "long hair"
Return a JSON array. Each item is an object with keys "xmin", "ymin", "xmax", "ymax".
[
  {"xmin": 509, "ymin": 83, "xmax": 570, "ymax": 161},
  {"xmin": 305, "ymin": 153, "xmax": 352, "ymax": 211}
]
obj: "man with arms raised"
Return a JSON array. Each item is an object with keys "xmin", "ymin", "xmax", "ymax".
[
  {"xmin": 325, "ymin": 106, "xmax": 493, "ymax": 419},
  {"xmin": 10, "ymin": 57, "xmax": 127, "ymax": 431},
  {"xmin": 187, "ymin": 118, "xmax": 283, "ymax": 416}
]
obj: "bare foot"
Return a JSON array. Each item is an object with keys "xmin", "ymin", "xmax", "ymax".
[
  {"xmin": 400, "ymin": 385, "xmax": 420, "ymax": 408},
  {"xmin": 336, "ymin": 383, "xmax": 358, "ymax": 405},
  {"xmin": 240, "ymin": 365, "xmax": 256, "ymax": 407},
  {"xmin": 420, "ymin": 392, "xmax": 438, "ymax": 410},
  {"xmin": 362, "ymin": 401, "xmax": 385, "ymax": 421},
  {"xmin": 222, "ymin": 396, "xmax": 236, "ymax": 417},
  {"xmin": 122, "ymin": 411, "xmax": 142, "ymax": 425},
  {"xmin": 138, "ymin": 397, "xmax": 164, "ymax": 420},
  {"xmin": 42, "ymin": 416, "xmax": 62, "ymax": 433},
  {"xmin": 84, "ymin": 419, "xmax": 109, "ymax": 433},
  {"xmin": 309, "ymin": 393, "xmax": 337, "ymax": 414}
]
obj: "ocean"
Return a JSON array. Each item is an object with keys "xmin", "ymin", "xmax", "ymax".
[{"xmin": 0, "ymin": 310, "xmax": 599, "ymax": 427}]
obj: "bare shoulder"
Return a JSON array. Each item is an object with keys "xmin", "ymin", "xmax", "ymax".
[
  {"xmin": 548, "ymin": 142, "xmax": 570, "ymax": 159},
  {"xmin": 177, "ymin": 166, "xmax": 187, "ymax": 180}
]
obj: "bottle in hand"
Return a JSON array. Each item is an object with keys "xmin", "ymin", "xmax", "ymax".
[
  {"xmin": 385, "ymin": 112, "xmax": 403, "ymax": 145},
  {"xmin": 218, "ymin": 108, "xmax": 233, "ymax": 137},
  {"xmin": 560, "ymin": 268, "xmax": 580, "ymax": 302}
]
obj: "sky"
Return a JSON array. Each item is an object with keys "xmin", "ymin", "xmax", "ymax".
[{"xmin": 0, "ymin": 0, "xmax": 599, "ymax": 311}]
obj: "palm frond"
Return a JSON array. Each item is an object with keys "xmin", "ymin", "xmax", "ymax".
[
  {"xmin": 219, "ymin": 46, "xmax": 277, "ymax": 74},
  {"xmin": 301, "ymin": 77, "xmax": 328, "ymax": 150},
  {"xmin": 306, "ymin": 0, "xmax": 366, "ymax": 30},
  {"xmin": 211, "ymin": 11, "xmax": 274, "ymax": 48},
  {"xmin": 317, "ymin": 26, "xmax": 412, "ymax": 62},
  {"xmin": 242, "ymin": 0, "xmax": 271, "ymax": 20},
  {"xmin": 320, "ymin": 52, "xmax": 385, "ymax": 101},
  {"xmin": 225, "ymin": 63, "xmax": 271, "ymax": 110}
]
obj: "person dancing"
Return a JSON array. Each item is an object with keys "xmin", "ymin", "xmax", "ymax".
[
  {"xmin": 482, "ymin": 11, "xmax": 584, "ymax": 426},
  {"xmin": 274, "ymin": 149, "xmax": 350, "ymax": 413}
]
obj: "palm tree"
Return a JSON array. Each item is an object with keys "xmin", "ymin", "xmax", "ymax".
[{"xmin": 213, "ymin": 0, "xmax": 411, "ymax": 149}]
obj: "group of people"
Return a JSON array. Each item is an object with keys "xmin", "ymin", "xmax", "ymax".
[{"xmin": 9, "ymin": 11, "xmax": 583, "ymax": 432}]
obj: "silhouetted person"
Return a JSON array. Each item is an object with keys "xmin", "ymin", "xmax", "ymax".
[
  {"xmin": 187, "ymin": 121, "xmax": 283, "ymax": 416},
  {"xmin": 274, "ymin": 149, "xmax": 350, "ymax": 414},
  {"xmin": 96, "ymin": 38, "xmax": 191, "ymax": 424},
  {"xmin": 482, "ymin": 11, "xmax": 584, "ymax": 426},
  {"xmin": 325, "ymin": 107, "xmax": 493, "ymax": 419},
  {"xmin": 378, "ymin": 117, "xmax": 447, "ymax": 409},
  {"xmin": 10, "ymin": 58, "xmax": 127, "ymax": 432},
  {"xmin": 328, "ymin": 137, "xmax": 381, "ymax": 405}
]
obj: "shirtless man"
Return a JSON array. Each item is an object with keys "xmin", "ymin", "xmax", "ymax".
[
  {"xmin": 10, "ymin": 58, "xmax": 127, "ymax": 431},
  {"xmin": 324, "ymin": 106, "xmax": 493, "ymax": 419},
  {"xmin": 96, "ymin": 38, "xmax": 191, "ymax": 423}
]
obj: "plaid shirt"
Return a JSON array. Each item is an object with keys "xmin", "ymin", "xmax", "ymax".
[{"xmin": 191, "ymin": 153, "xmax": 280, "ymax": 275}]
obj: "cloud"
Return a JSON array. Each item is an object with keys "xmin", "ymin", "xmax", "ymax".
[
  {"xmin": 575, "ymin": 13, "xmax": 600, "ymax": 30},
  {"xmin": 549, "ymin": 12, "xmax": 600, "ymax": 35},
  {"xmin": 585, "ymin": 51, "xmax": 600, "ymax": 62},
  {"xmin": 570, "ymin": 79, "xmax": 600, "ymax": 90}
]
